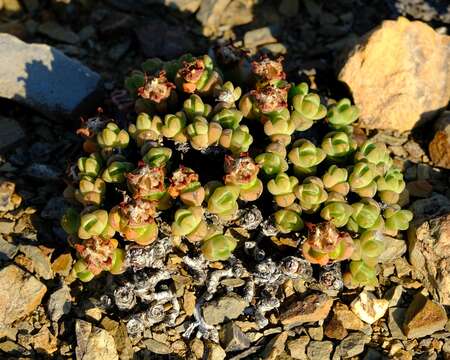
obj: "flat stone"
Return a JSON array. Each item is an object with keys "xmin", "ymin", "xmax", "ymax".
[
  {"xmin": 408, "ymin": 214, "xmax": 450, "ymax": 305},
  {"xmin": 219, "ymin": 321, "xmax": 251, "ymax": 352},
  {"xmin": 75, "ymin": 320, "xmax": 119, "ymax": 360},
  {"xmin": 165, "ymin": 0, "xmax": 201, "ymax": 12},
  {"xmin": 207, "ymin": 341, "xmax": 226, "ymax": 360},
  {"xmin": 336, "ymin": 332, "xmax": 370, "ymax": 358},
  {"xmin": 350, "ymin": 291, "xmax": 389, "ymax": 325},
  {"xmin": 263, "ymin": 331, "xmax": 288, "ymax": 360},
  {"xmin": 38, "ymin": 21, "xmax": 80, "ymax": 44},
  {"xmin": 0, "ymin": 220, "xmax": 15, "ymax": 234},
  {"xmin": 279, "ymin": 0, "xmax": 299, "ymax": 17},
  {"xmin": 403, "ymin": 293, "xmax": 447, "ymax": 338},
  {"xmin": 32, "ymin": 326, "xmax": 57, "ymax": 354},
  {"xmin": 144, "ymin": 338, "xmax": 171, "ymax": 355},
  {"xmin": 324, "ymin": 314, "xmax": 347, "ymax": 340},
  {"xmin": 202, "ymin": 293, "xmax": 248, "ymax": 325},
  {"xmin": 287, "ymin": 336, "xmax": 309, "ymax": 359},
  {"xmin": 19, "ymin": 245, "xmax": 53, "ymax": 280},
  {"xmin": 0, "ymin": 181, "xmax": 21, "ymax": 212},
  {"xmin": 47, "ymin": 285, "xmax": 71, "ymax": 322},
  {"xmin": 280, "ymin": 293, "xmax": 333, "ymax": 326},
  {"xmin": 378, "ymin": 237, "xmax": 406, "ymax": 263},
  {"xmin": 0, "ymin": 33, "xmax": 102, "ymax": 122},
  {"xmin": 244, "ymin": 27, "xmax": 278, "ymax": 48},
  {"xmin": 0, "ymin": 117, "xmax": 25, "ymax": 152},
  {"xmin": 407, "ymin": 180, "xmax": 433, "ymax": 198},
  {"xmin": 306, "ymin": 340, "xmax": 333, "ymax": 360},
  {"xmin": 384, "ymin": 286, "xmax": 404, "ymax": 307},
  {"xmin": 409, "ymin": 194, "xmax": 450, "ymax": 222},
  {"xmin": 0, "ymin": 265, "xmax": 46, "ymax": 325},
  {"xmin": 388, "ymin": 307, "xmax": 407, "ymax": 340},
  {"xmin": 339, "ymin": 17, "xmax": 450, "ymax": 132},
  {"xmin": 51, "ymin": 253, "xmax": 73, "ymax": 277},
  {"xmin": 40, "ymin": 197, "xmax": 67, "ymax": 220}
]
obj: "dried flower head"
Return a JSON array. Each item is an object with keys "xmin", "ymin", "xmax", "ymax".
[{"xmin": 137, "ymin": 71, "xmax": 176, "ymax": 103}]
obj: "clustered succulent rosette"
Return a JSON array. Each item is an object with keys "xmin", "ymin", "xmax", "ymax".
[{"xmin": 62, "ymin": 51, "xmax": 412, "ymax": 294}]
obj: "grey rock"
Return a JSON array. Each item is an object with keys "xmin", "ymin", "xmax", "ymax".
[
  {"xmin": 38, "ymin": 21, "xmax": 80, "ymax": 44},
  {"xmin": 409, "ymin": 194, "xmax": 450, "ymax": 221},
  {"xmin": 0, "ymin": 117, "xmax": 25, "ymax": 152},
  {"xmin": 388, "ymin": 307, "xmax": 407, "ymax": 340},
  {"xmin": 19, "ymin": 245, "xmax": 54, "ymax": 280},
  {"xmin": 336, "ymin": 332, "xmax": 370, "ymax": 358},
  {"xmin": 219, "ymin": 321, "xmax": 251, "ymax": 352},
  {"xmin": 0, "ymin": 265, "xmax": 47, "ymax": 326},
  {"xmin": 25, "ymin": 163, "xmax": 61, "ymax": 181},
  {"xmin": 0, "ymin": 235, "xmax": 18, "ymax": 260},
  {"xmin": 41, "ymin": 197, "xmax": 67, "ymax": 220},
  {"xmin": 75, "ymin": 319, "xmax": 119, "ymax": 360},
  {"xmin": 279, "ymin": 0, "xmax": 299, "ymax": 17},
  {"xmin": 306, "ymin": 340, "xmax": 333, "ymax": 360},
  {"xmin": 0, "ymin": 33, "xmax": 102, "ymax": 122},
  {"xmin": 135, "ymin": 20, "xmax": 195, "ymax": 59},
  {"xmin": 47, "ymin": 284, "xmax": 71, "ymax": 322},
  {"xmin": 202, "ymin": 293, "xmax": 248, "ymax": 325}
]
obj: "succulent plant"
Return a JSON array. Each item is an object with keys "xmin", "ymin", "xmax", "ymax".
[
  {"xmin": 186, "ymin": 117, "xmax": 222, "ymax": 150},
  {"xmin": 377, "ymin": 168, "xmax": 406, "ymax": 204},
  {"xmin": 212, "ymin": 108, "xmax": 243, "ymax": 130},
  {"xmin": 207, "ymin": 185, "xmax": 240, "ymax": 221},
  {"xmin": 219, "ymin": 125, "xmax": 253, "ymax": 154},
  {"xmin": 322, "ymin": 165, "xmax": 349, "ymax": 195},
  {"xmin": 214, "ymin": 81, "xmax": 242, "ymax": 110},
  {"xmin": 162, "ymin": 112, "xmax": 188, "ymax": 142},
  {"xmin": 77, "ymin": 153, "xmax": 102, "ymax": 179},
  {"xmin": 302, "ymin": 222, "xmax": 354, "ymax": 266},
  {"xmin": 320, "ymin": 193, "xmax": 353, "ymax": 228},
  {"xmin": 290, "ymin": 82, "xmax": 327, "ymax": 131},
  {"xmin": 255, "ymin": 142, "xmax": 289, "ymax": 176},
  {"xmin": 347, "ymin": 198, "xmax": 384, "ymax": 233},
  {"xmin": 294, "ymin": 176, "xmax": 328, "ymax": 213},
  {"xmin": 78, "ymin": 209, "xmax": 115, "ymax": 240},
  {"xmin": 109, "ymin": 199, "xmax": 158, "ymax": 245},
  {"xmin": 327, "ymin": 98, "xmax": 359, "ymax": 130},
  {"xmin": 348, "ymin": 162, "xmax": 378, "ymax": 198},
  {"xmin": 142, "ymin": 147, "xmax": 172, "ymax": 168},
  {"xmin": 168, "ymin": 166, "xmax": 205, "ymax": 207},
  {"xmin": 183, "ymin": 94, "xmax": 212, "ymax": 120},
  {"xmin": 224, "ymin": 155, "xmax": 263, "ymax": 201},
  {"xmin": 97, "ymin": 122, "xmax": 130, "ymax": 151},
  {"xmin": 63, "ymin": 50, "xmax": 413, "ymax": 293},
  {"xmin": 355, "ymin": 140, "xmax": 392, "ymax": 174},
  {"xmin": 288, "ymin": 139, "xmax": 326, "ymax": 176},
  {"xmin": 263, "ymin": 115, "xmax": 296, "ymax": 145},
  {"xmin": 267, "ymin": 173, "xmax": 299, "ymax": 207},
  {"xmin": 201, "ymin": 233, "xmax": 237, "ymax": 261},
  {"xmin": 102, "ymin": 161, "xmax": 135, "ymax": 183},
  {"xmin": 383, "ymin": 205, "xmax": 413, "ymax": 236},
  {"xmin": 172, "ymin": 206, "xmax": 208, "ymax": 242},
  {"xmin": 127, "ymin": 165, "xmax": 168, "ymax": 203},
  {"xmin": 343, "ymin": 260, "xmax": 378, "ymax": 287},
  {"xmin": 321, "ymin": 131, "xmax": 357, "ymax": 161},
  {"xmin": 274, "ymin": 207, "xmax": 304, "ymax": 233},
  {"xmin": 75, "ymin": 177, "xmax": 106, "ymax": 206},
  {"xmin": 128, "ymin": 113, "xmax": 163, "ymax": 146},
  {"xmin": 175, "ymin": 55, "xmax": 222, "ymax": 95}
]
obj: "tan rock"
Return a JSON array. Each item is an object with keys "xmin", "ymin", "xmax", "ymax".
[
  {"xmin": 32, "ymin": 326, "xmax": 57, "ymax": 355},
  {"xmin": 403, "ymin": 293, "xmax": 447, "ymax": 338},
  {"xmin": 408, "ymin": 214, "xmax": 450, "ymax": 305},
  {"xmin": 324, "ymin": 314, "xmax": 347, "ymax": 340},
  {"xmin": 263, "ymin": 331, "xmax": 288, "ymax": 360},
  {"xmin": 280, "ymin": 293, "xmax": 333, "ymax": 326},
  {"xmin": 287, "ymin": 336, "xmax": 309, "ymax": 359},
  {"xmin": 0, "ymin": 265, "xmax": 46, "ymax": 325},
  {"xmin": 339, "ymin": 17, "xmax": 450, "ymax": 132},
  {"xmin": 75, "ymin": 320, "xmax": 119, "ymax": 360},
  {"xmin": 429, "ymin": 111, "xmax": 450, "ymax": 169}
]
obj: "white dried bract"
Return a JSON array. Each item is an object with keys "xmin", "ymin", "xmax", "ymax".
[
  {"xmin": 280, "ymin": 256, "xmax": 313, "ymax": 280},
  {"xmin": 243, "ymin": 277, "xmax": 255, "ymax": 303},
  {"xmin": 126, "ymin": 313, "xmax": 146, "ymax": 337},
  {"xmin": 144, "ymin": 304, "xmax": 166, "ymax": 325},
  {"xmin": 125, "ymin": 237, "xmax": 171, "ymax": 272},
  {"xmin": 183, "ymin": 254, "xmax": 209, "ymax": 283},
  {"xmin": 254, "ymin": 297, "xmax": 280, "ymax": 329},
  {"xmin": 260, "ymin": 218, "xmax": 279, "ymax": 237},
  {"xmin": 114, "ymin": 284, "xmax": 137, "ymax": 311},
  {"xmin": 244, "ymin": 240, "xmax": 265, "ymax": 261},
  {"xmin": 312, "ymin": 263, "xmax": 343, "ymax": 296},
  {"xmin": 166, "ymin": 296, "xmax": 181, "ymax": 327},
  {"xmin": 183, "ymin": 294, "xmax": 219, "ymax": 343},
  {"xmin": 133, "ymin": 269, "xmax": 172, "ymax": 300},
  {"xmin": 234, "ymin": 206, "xmax": 263, "ymax": 230}
]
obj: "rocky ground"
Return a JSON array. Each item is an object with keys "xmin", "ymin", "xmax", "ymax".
[{"xmin": 0, "ymin": 0, "xmax": 449, "ymax": 359}]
